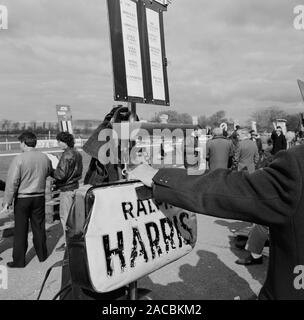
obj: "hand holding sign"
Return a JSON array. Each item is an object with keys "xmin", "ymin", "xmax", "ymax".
[{"xmin": 128, "ymin": 164, "xmax": 158, "ymax": 187}]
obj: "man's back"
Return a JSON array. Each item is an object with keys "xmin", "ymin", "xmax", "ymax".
[
  {"xmin": 4, "ymin": 150, "xmax": 52, "ymax": 203},
  {"xmin": 206, "ymin": 137, "xmax": 233, "ymax": 171},
  {"xmin": 236, "ymin": 139, "xmax": 259, "ymax": 173}
]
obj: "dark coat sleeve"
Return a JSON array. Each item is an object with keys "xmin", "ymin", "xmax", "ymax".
[
  {"xmin": 0, "ymin": 179, "xmax": 5, "ymax": 191},
  {"xmin": 152, "ymin": 149, "xmax": 301, "ymax": 226},
  {"xmin": 283, "ymin": 136, "xmax": 287, "ymax": 150},
  {"xmin": 53, "ymin": 152, "xmax": 70, "ymax": 183}
]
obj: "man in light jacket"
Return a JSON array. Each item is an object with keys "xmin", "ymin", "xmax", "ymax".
[{"xmin": 1, "ymin": 132, "xmax": 52, "ymax": 268}]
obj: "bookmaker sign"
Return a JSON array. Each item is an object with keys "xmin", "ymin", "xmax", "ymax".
[
  {"xmin": 107, "ymin": 0, "xmax": 170, "ymax": 106},
  {"xmin": 120, "ymin": 0, "xmax": 144, "ymax": 98},
  {"xmin": 146, "ymin": 8, "xmax": 166, "ymax": 101},
  {"xmin": 56, "ymin": 105, "xmax": 73, "ymax": 134},
  {"xmin": 69, "ymin": 182, "xmax": 197, "ymax": 293}
]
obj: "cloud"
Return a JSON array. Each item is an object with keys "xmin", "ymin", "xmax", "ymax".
[{"xmin": 0, "ymin": 0, "xmax": 303, "ymax": 123}]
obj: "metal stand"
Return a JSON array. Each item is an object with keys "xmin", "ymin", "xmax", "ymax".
[
  {"xmin": 129, "ymin": 101, "xmax": 137, "ymax": 122},
  {"xmin": 126, "ymin": 102, "xmax": 152, "ymax": 301},
  {"xmin": 128, "ymin": 281, "xmax": 138, "ymax": 300},
  {"xmin": 128, "ymin": 102, "xmax": 138, "ymax": 301}
]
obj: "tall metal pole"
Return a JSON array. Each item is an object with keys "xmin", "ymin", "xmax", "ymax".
[
  {"xmin": 129, "ymin": 102, "xmax": 137, "ymax": 123},
  {"xmin": 128, "ymin": 101, "xmax": 138, "ymax": 300},
  {"xmin": 128, "ymin": 281, "xmax": 138, "ymax": 300}
]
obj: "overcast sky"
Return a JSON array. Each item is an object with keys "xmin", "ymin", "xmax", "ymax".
[{"xmin": 0, "ymin": 0, "xmax": 303, "ymax": 123}]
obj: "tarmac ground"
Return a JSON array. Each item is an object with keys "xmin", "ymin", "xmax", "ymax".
[{"xmin": 0, "ymin": 213, "xmax": 267, "ymax": 300}]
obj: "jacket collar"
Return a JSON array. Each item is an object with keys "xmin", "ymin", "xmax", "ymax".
[{"xmin": 23, "ymin": 148, "xmax": 36, "ymax": 153}]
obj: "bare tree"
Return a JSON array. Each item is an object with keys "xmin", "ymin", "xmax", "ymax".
[
  {"xmin": 12, "ymin": 122, "xmax": 20, "ymax": 132},
  {"xmin": 251, "ymin": 107, "xmax": 287, "ymax": 132},
  {"xmin": 198, "ymin": 115, "xmax": 208, "ymax": 128},
  {"xmin": 1, "ymin": 119, "xmax": 12, "ymax": 132},
  {"xmin": 30, "ymin": 120, "xmax": 37, "ymax": 131}
]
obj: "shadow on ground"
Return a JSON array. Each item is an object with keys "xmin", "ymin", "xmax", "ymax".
[
  {"xmin": 139, "ymin": 249, "xmax": 258, "ymax": 300},
  {"xmin": 214, "ymin": 219, "xmax": 252, "ymax": 233},
  {"xmin": 1, "ymin": 222, "xmax": 63, "ymax": 266},
  {"xmin": 25, "ymin": 223, "xmax": 63, "ymax": 265}
]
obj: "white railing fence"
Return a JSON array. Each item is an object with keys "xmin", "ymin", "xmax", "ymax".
[{"xmin": 0, "ymin": 139, "xmax": 87, "ymax": 152}]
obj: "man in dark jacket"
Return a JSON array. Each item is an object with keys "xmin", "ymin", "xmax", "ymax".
[
  {"xmin": 53, "ymin": 132, "xmax": 83, "ymax": 251},
  {"xmin": 130, "ymin": 145, "xmax": 304, "ymax": 300},
  {"xmin": 271, "ymin": 126, "xmax": 287, "ymax": 155},
  {"xmin": 250, "ymin": 130, "xmax": 263, "ymax": 155},
  {"xmin": 230, "ymin": 125, "xmax": 240, "ymax": 147}
]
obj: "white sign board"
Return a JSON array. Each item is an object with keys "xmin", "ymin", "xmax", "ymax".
[
  {"xmin": 146, "ymin": 8, "xmax": 166, "ymax": 101},
  {"xmin": 220, "ymin": 122, "xmax": 228, "ymax": 132},
  {"xmin": 120, "ymin": 0, "xmax": 144, "ymax": 98},
  {"xmin": 85, "ymin": 182, "xmax": 197, "ymax": 292},
  {"xmin": 56, "ymin": 105, "xmax": 73, "ymax": 134}
]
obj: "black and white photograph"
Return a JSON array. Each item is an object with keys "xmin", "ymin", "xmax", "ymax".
[{"xmin": 1, "ymin": 0, "xmax": 304, "ymax": 309}]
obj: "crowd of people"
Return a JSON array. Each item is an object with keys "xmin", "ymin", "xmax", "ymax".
[
  {"xmin": 130, "ymin": 123, "xmax": 304, "ymax": 300},
  {"xmin": 0, "ymin": 123, "xmax": 300, "ymax": 300},
  {"xmin": 206, "ymin": 125, "xmax": 287, "ymax": 172},
  {"xmin": 205, "ymin": 126, "xmax": 288, "ymax": 266}
]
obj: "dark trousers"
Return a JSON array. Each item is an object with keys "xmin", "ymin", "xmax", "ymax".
[
  {"xmin": 13, "ymin": 196, "xmax": 47, "ymax": 266},
  {"xmin": 246, "ymin": 224, "xmax": 269, "ymax": 255}
]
